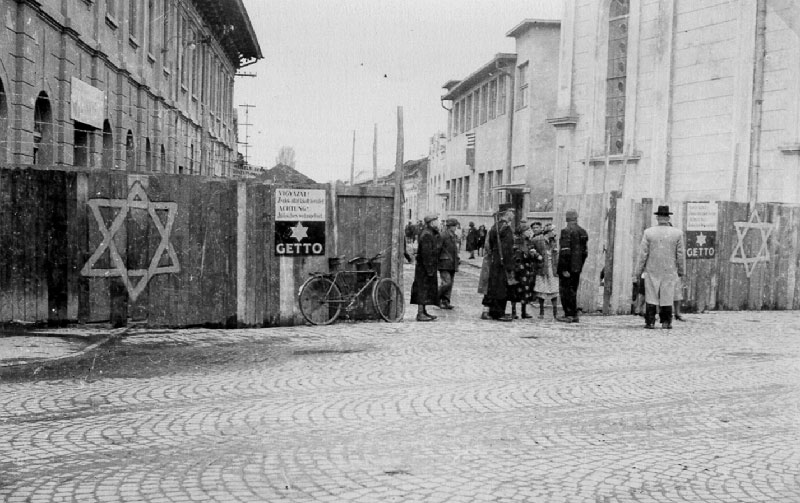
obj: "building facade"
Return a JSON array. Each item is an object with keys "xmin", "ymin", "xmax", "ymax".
[
  {"xmin": 434, "ymin": 19, "xmax": 560, "ymax": 228},
  {"xmin": 553, "ymin": 0, "xmax": 800, "ymax": 204},
  {"xmin": 0, "ymin": 0, "xmax": 261, "ymax": 176}
]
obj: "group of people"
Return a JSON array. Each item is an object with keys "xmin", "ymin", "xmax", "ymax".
[
  {"xmin": 410, "ymin": 206, "xmax": 589, "ymax": 323},
  {"xmin": 410, "ymin": 203, "xmax": 685, "ymax": 329}
]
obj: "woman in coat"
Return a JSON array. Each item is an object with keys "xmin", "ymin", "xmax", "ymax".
[
  {"xmin": 532, "ymin": 223, "xmax": 560, "ymax": 319},
  {"xmin": 410, "ymin": 214, "xmax": 441, "ymax": 321},
  {"xmin": 508, "ymin": 222, "xmax": 536, "ymax": 319}
]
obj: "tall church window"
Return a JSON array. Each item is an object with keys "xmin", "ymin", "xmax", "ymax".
[{"xmin": 606, "ymin": 0, "xmax": 629, "ymax": 155}]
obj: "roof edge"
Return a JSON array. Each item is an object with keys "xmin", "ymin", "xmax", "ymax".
[
  {"xmin": 442, "ymin": 53, "xmax": 517, "ymax": 101},
  {"xmin": 506, "ymin": 18, "xmax": 561, "ymax": 38}
]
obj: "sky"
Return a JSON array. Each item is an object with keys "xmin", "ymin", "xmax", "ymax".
[{"xmin": 235, "ymin": 0, "xmax": 564, "ymax": 183}]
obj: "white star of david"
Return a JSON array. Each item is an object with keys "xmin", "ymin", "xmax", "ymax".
[
  {"xmin": 80, "ymin": 181, "xmax": 180, "ymax": 301},
  {"xmin": 729, "ymin": 210, "xmax": 773, "ymax": 278},
  {"xmin": 696, "ymin": 232, "xmax": 707, "ymax": 247},
  {"xmin": 290, "ymin": 222, "xmax": 309, "ymax": 241}
]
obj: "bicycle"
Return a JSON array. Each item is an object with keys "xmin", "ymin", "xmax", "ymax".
[{"xmin": 297, "ymin": 253, "xmax": 405, "ymax": 325}]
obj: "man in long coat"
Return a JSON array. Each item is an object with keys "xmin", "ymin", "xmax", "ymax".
[
  {"xmin": 410, "ymin": 214, "xmax": 441, "ymax": 321},
  {"xmin": 557, "ymin": 209, "xmax": 589, "ymax": 323},
  {"xmin": 438, "ymin": 218, "xmax": 460, "ymax": 310},
  {"xmin": 635, "ymin": 205, "xmax": 686, "ymax": 329},
  {"xmin": 481, "ymin": 208, "xmax": 515, "ymax": 321}
]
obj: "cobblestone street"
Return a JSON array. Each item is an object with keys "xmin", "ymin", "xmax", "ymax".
[{"xmin": 2, "ymin": 262, "xmax": 800, "ymax": 502}]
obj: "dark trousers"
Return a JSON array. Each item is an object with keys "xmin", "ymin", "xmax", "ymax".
[
  {"xmin": 645, "ymin": 304, "xmax": 673, "ymax": 325},
  {"xmin": 438, "ymin": 270, "xmax": 454, "ymax": 305},
  {"xmin": 559, "ymin": 272, "xmax": 581, "ymax": 317}
]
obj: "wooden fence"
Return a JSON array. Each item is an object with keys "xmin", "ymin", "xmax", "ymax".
[
  {"xmin": 560, "ymin": 193, "xmax": 800, "ymax": 315},
  {"xmin": 0, "ymin": 167, "xmax": 397, "ymax": 327}
]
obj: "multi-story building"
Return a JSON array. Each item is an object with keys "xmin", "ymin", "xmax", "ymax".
[
  {"xmin": 356, "ymin": 157, "xmax": 428, "ymax": 224},
  {"xmin": 0, "ymin": 0, "xmax": 261, "ymax": 176},
  {"xmin": 552, "ymin": 0, "xmax": 800, "ymax": 204},
  {"xmin": 435, "ymin": 19, "xmax": 560, "ymax": 228}
]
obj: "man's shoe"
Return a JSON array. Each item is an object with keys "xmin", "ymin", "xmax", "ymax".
[
  {"xmin": 521, "ymin": 312, "xmax": 533, "ymax": 319},
  {"xmin": 494, "ymin": 315, "xmax": 513, "ymax": 322},
  {"xmin": 439, "ymin": 303, "xmax": 454, "ymax": 310},
  {"xmin": 416, "ymin": 313, "xmax": 435, "ymax": 322},
  {"xmin": 662, "ymin": 321, "xmax": 672, "ymax": 329},
  {"xmin": 480, "ymin": 312, "xmax": 491, "ymax": 320},
  {"xmin": 674, "ymin": 315, "xmax": 685, "ymax": 322},
  {"xmin": 644, "ymin": 323, "xmax": 655, "ymax": 329},
  {"xmin": 571, "ymin": 316, "xmax": 580, "ymax": 323},
  {"xmin": 556, "ymin": 316, "xmax": 573, "ymax": 323}
]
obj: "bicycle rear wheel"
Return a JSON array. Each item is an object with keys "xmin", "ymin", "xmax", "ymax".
[
  {"xmin": 372, "ymin": 278, "xmax": 405, "ymax": 322},
  {"xmin": 298, "ymin": 276, "xmax": 342, "ymax": 325}
]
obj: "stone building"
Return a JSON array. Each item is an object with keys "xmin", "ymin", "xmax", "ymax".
[
  {"xmin": 0, "ymin": 0, "xmax": 261, "ymax": 176},
  {"xmin": 552, "ymin": 0, "xmax": 800, "ymax": 204},
  {"xmin": 434, "ymin": 19, "xmax": 560, "ymax": 228}
]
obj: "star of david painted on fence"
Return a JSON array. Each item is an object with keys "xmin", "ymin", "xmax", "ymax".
[
  {"xmin": 729, "ymin": 210, "xmax": 774, "ymax": 278},
  {"xmin": 80, "ymin": 181, "xmax": 180, "ymax": 301}
]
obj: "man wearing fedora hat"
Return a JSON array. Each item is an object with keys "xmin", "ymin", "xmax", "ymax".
[{"xmin": 635, "ymin": 205, "xmax": 686, "ymax": 329}]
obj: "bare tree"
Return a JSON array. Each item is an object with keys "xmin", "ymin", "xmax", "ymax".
[{"xmin": 275, "ymin": 146, "xmax": 296, "ymax": 168}]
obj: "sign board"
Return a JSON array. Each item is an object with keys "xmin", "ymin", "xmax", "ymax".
[
  {"xmin": 70, "ymin": 78, "xmax": 105, "ymax": 129},
  {"xmin": 274, "ymin": 188, "xmax": 326, "ymax": 256},
  {"xmin": 685, "ymin": 202, "xmax": 718, "ymax": 259}
]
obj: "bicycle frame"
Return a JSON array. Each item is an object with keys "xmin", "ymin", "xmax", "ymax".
[{"xmin": 319, "ymin": 269, "xmax": 380, "ymax": 313}]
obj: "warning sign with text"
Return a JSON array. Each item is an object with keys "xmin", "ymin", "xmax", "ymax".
[
  {"xmin": 685, "ymin": 202, "xmax": 718, "ymax": 259},
  {"xmin": 275, "ymin": 189, "xmax": 326, "ymax": 256}
]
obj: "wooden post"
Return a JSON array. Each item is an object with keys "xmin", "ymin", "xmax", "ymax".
[
  {"xmin": 350, "ymin": 130, "xmax": 356, "ymax": 186},
  {"xmin": 391, "ymin": 107, "xmax": 404, "ymax": 288},
  {"xmin": 373, "ymin": 123, "xmax": 378, "ymax": 186},
  {"xmin": 603, "ymin": 191, "xmax": 620, "ymax": 315}
]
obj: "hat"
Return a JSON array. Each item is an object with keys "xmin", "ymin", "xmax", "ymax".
[
  {"xmin": 446, "ymin": 218, "xmax": 459, "ymax": 227},
  {"xmin": 654, "ymin": 205, "xmax": 673, "ymax": 216},
  {"xmin": 566, "ymin": 209, "xmax": 579, "ymax": 221},
  {"xmin": 468, "ymin": 221, "xmax": 475, "ymax": 227},
  {"xmin": 423, "ymin": 214, "xmax": 438, "ymax": 224}
]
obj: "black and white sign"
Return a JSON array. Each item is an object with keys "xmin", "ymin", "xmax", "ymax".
[
  {"xmin": 685, "ymin": 202, "xmax": 718, "ymax": 260},
  {"xmin": 274, "ymin": 188, "xmax": 326, "ymax": 256}
]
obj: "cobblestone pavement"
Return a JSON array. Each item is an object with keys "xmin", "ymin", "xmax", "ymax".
[{"xmin": 2, "ymin": 262, "xmax": 800, "ymax": 502}]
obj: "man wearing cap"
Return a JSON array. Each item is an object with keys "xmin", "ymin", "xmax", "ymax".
[
  {"xmin": 635, "ymin": 205, "xmax": 686, "ymax": 329},
  {"xmin": 481, "ymin": 206, "xmax": 516, "ymax": 321},
  {"xmin": 557, "ymin": 209, "xmax": 589, "ymax": 323},
  {"xmin": 410, "ymin": 214, "xmax": 441, "ymax": 321},
  {"xmin": 438, "ymin": 218, "xmax": 460, "ymax": 310}
]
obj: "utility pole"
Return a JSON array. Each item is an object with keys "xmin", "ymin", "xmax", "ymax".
[
  {"xmin": 350, "ymin": 130, "xmax": 356, "ymax": 185},
  {"xmin": 391, "ymin": 107, "xmax": 404, "ymax": 288},
  {"xmin": 237, "ymin": 104, "xmax": 255, "ymax": 167},
  {"xmin": 373, "ymin": 123, "xmax": 378, "ymax": 185}
]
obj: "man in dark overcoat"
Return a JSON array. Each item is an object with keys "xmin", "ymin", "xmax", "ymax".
[
  {"xmin": 557, "ymin": 209, "xmax": 589, "ymax": 323},
  {"xmin": 481, "ymin": 208, "xmax": 515, "ymax": 321},
  {"xmin": 438, "ymin": 218, "xmax": 460, "ymax": 310},
  {"xmin": 465, "ymin": 222, "xmax": 479, "ymax": 259},
  {"xmin": 410, "ymin": 214, "xmax": 441, "ymax": 321}
]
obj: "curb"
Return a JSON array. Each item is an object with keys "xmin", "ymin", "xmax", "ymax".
[{"xmin": 0, "ymin": 327, "xmax": 130, "ymax": 368}]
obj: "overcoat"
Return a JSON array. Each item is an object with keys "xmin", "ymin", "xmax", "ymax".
[
  {"xmin": 557, "ymin": 222, "xmax": 589, "ymax": 275},
  {"xmin": 438, "ymin": 228, "xmax": 459, "ymax": 272},
  {"xmin": 484, "ymin": 222, "xmax": 515, "ymax": 302},
  {"xmin": 410, "ymin": 225, "xmax": 440, "ymax": 305},
  {"xmin": 465, "ymin": 227, "xmax": 479, "ymax": 252},
  {"xmin": 635, "ymin": 223, "xmax": 686, "ymax": 306}
]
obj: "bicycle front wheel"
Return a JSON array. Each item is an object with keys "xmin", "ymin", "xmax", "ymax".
[
  {"xmin": 372, "ymin": 278, "xmax": 405, "ymax": 322},
  {"xmin": 298, "ymin": 276, "xmax": 342, "ymax": 325}
]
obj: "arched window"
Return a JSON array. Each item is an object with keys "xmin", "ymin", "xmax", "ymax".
[
  {"xmin": 126, "ymin": 130, "xmax": 135, "ymax": 171},
  {"xmin": 33, "ymin": 92, "xmax": 53, "ymax": 165},
  {"xmin": 145, "ymin": 138, "xmax": 153, "ymax": 171},
  {"xmin": 102, "ymin": 120, "xmax": 114, "ymax": 169},
  {"xmin": 160, "ymin": 144, "xmax": 166, "ymax": 173},
  {"xmin": 606, "ymin": 0, "xmax": 629, "ymax": 155},
  {"xmin": 0, "ymin": 78, "xmax": 7, "ymax": 164}
]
